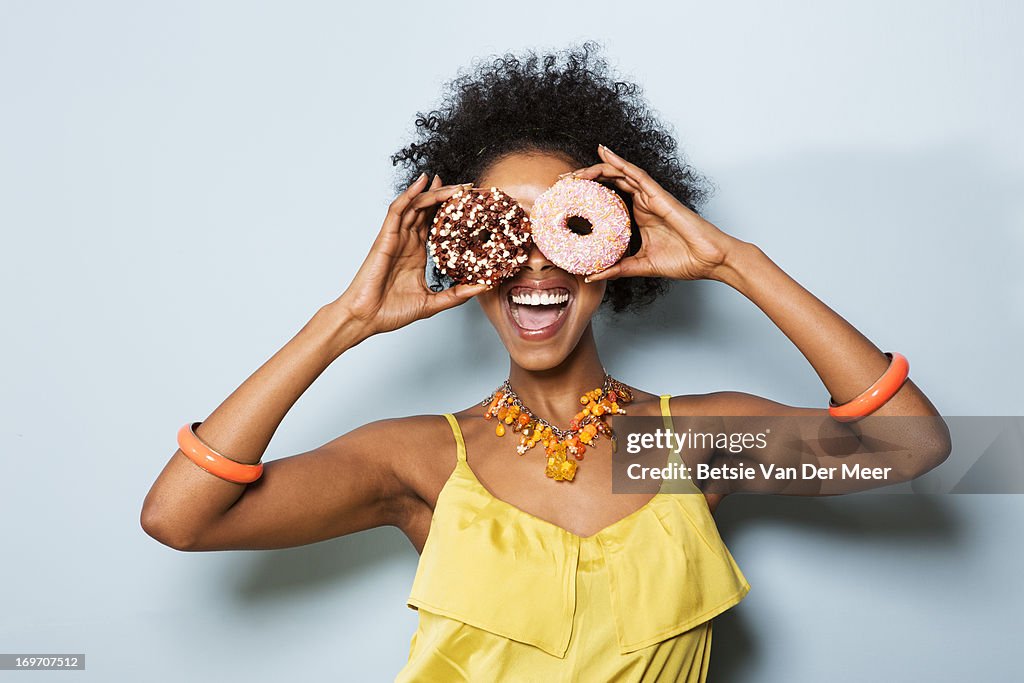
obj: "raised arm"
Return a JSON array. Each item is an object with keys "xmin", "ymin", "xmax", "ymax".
[
  {"xmin": 673, "ymin": 239, "xmax": 950, "ymax": 495},
  {"xmin": 140, "ymin": 173, "xmax": 486, "ymax": 551},
  {"xmin": 576, "ymin": 144, "xmax": 950, "ymax": 497}
]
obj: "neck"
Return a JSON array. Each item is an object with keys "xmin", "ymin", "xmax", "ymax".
[{"xmin": 505, "ymin": 324, "xmax": 608, "ymax": 428}]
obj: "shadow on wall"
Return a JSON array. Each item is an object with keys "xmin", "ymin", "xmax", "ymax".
[
  {"xmin": 707, "ymin": 494, "xmax": 960, "ymax": 682},
  {"xmin": 224, "ymin": 526, "xmax": 414, "ymax": 608}
]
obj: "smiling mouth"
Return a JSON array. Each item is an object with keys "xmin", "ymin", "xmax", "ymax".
[{"xmin": 507, "ymin": 286, "xmax": 572, "ymax": 331}]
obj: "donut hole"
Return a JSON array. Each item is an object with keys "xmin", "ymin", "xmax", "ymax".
[
  {"xmin": 565, "ymin": 215, "xmax": 593, "ymax": 236},
  {"xmin": 473, "ymin": 229, "xmax": 493, "ymax": 244}
]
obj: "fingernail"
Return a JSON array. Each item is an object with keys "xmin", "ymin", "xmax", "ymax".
[
  {"xmin": 601, "ymin": 144, "xmax": 616, "ymax": 156},
  {"xmin": 412, "ymin": 172, "xmax": 426, "ymax": 186},
  {"xmin": 584, "ymin": 276, "xmax": 592, "ymax": 283}
]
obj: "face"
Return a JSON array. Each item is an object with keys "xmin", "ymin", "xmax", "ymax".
[{"xmin": 474, "ymin": 151, "xmax": 608, "ymax": 371}]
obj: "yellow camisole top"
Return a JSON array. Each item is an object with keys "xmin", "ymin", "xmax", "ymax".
[{"xmin": 395, "ymin": 395, "xmax": 750, "ymax": 682}]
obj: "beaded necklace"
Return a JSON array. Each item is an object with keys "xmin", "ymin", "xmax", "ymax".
[{"xmin": 482, "ymin": 375, "xmax": 633, "ymax": 481}]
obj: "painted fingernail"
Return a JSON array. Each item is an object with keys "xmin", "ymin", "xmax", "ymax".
[{"xmin": 584, "ymin": 276, "xmax": 592, "ymax": 283}]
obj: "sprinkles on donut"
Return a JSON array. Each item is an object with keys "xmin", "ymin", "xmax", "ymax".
[
  {"xmin": 427, "ymin": 186, "xmax": 532, "ymax": 286},
  {"xmin": 529, "ymin": 176, "xmax": 631, "ymax": 276}
]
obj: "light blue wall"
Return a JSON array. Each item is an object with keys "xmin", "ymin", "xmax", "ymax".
[{"xmin": 2, "ymin": 1, "xmax": 1021, "ymax": 680}]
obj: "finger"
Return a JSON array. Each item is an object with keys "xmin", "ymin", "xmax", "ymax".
[
  {"xmin": 585, "ymin": 176, "xmax": 640, "ymax": 198},
  {"xmin": 409, "ymin": 174, "xmax": 444, "ymax": 232},
  {"xmin": 598, "ymin": 145, "xmax": 664, "ymax": 197},
  {"xmin": 564, "ymin": 163, "xmax": 622, "ymax": 180},
  {"xmin": 574, "ymin": 168, "xmax": 642, "ymax": 195},
  {"xmin": 584, "ymin": 263, "xmax": 622, "ymax": 282},
  {"xmin": 560, "ymin": 163, "xmax": 630, "ymax": 184},
  {"xmin": 392, "ymin": 178, "xmax": 460, "ymax": 232},
  {"xmin": 423, "ymin": 282, "xmax": 490, "ymax": 317},
  {"xmin": 561, "ymin": 163, "xmax": 643, "ymax": 196},
  {"xmin": 401, "ymin": 188, "xmax": 472, "ymax": 235},
  {"xmin": 384, "ymin": 172, "xmax": 430, "ymax": 233},
  {"xmin": 409, "ymin": 183, "xmax": 473, "ymax": 211},
  {"xmin": 584, "ymin": 256, "xmax": 645, "ymax": 282},
  {"xmin": 401, "ymin": 183, "xmax": 473, "ymax": 231}
]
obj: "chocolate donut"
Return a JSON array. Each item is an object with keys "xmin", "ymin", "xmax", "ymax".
[{"xmin": 427, "ymin": 187, "xmax": 532, "ymax": 286}]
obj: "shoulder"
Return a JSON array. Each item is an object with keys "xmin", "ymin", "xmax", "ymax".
[
  {"xmin": 358, "ymin": 413, "xmax": 466, "ymax": 522},
  {"xmin": 326, "ymin": 413, "xmax": 462, "ymax": 486},
  {"xmin": 355, "ymin": 412, "xmax": 462, "ymax": 460},
  {"xmin": 332, "ymin": 413, "xmax": 453, "ymax": 449},
  {"xmin": 380, "ymin": 412, "xmax": 456, "ymax": 440},
  {"xmin": 668, "ymin": 391, "xmax": 825, "ymax": 417}
]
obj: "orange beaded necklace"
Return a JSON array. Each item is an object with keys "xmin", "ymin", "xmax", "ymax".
[{"xmin": 482, "ymin": 375, "xmax": 633, "ymax": 481}]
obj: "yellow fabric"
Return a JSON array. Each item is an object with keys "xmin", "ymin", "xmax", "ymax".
[{"xmin": 396, "ymin": 396, "xmax": 750, "ymax": 682}]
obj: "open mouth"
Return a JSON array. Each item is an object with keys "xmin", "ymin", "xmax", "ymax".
[{"xmin": 506, "ymin": 285, "xmax": 572, "ymax": 335}]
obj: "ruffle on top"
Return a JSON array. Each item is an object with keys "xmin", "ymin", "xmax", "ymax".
[{"xmin": 406, "ymin": 408, "xmax": 750, "ymax": 658}]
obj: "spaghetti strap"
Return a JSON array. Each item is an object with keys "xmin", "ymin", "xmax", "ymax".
[
  {"xmin": 442, "ymin": 413, "xmax": 467, "ymax": 462},
  {"xmin": 659, "ymin": 394, "xmax": 675, "ymax": 432},
  {"xmin": 658, "ymin": 394, "xmax": 685, "ymax": 470}
]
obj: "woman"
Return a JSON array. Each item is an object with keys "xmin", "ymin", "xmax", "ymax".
[{"xmin": 141, "ymin": 43, "xmax": 950, "ymax": 681}]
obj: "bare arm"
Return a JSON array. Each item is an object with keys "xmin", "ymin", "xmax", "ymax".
[
  {"xmin": 663, "ymin": 242, "xmax": 950, "ymax": 499},
  {"xmin": 143, "ymin": 307, "xmax": 395, "ymax": 552},
  {"xmin": 140, "ymin": 173, "xmax": 486, "ymax": 551},
  {"xmin": 661, "ymin": 244, "xmax": 950, "ymax": 499},
  {"xmin": 711, "ymin": 241, "xmax": 947, "ymax": 427},
  {"xmin": 689, "ymin": 243, "xmax": 950, "ymax": 493},
  {"xmin": 674, "ymin": 391, "xmax": 950, "ymax": 498},
  {"xmin": 574, "ymin": 145, "xmax": 950, "ymax": 497}
]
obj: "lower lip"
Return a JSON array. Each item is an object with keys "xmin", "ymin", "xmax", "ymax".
[{"xmin": 504, "ymin": 296, "xmax": 573, "ymax": 341}]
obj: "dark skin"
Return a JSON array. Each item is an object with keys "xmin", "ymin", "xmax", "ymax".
[{"xmin": 141, "ymin": 147, "xmax": 950, "ymax": 554}]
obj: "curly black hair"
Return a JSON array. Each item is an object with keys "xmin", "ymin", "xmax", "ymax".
[{"xmin": 391, "ymin": 41, "xmax": 714, "ymax": 314}]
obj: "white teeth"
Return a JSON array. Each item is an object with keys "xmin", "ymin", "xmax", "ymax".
[{"xmin": 509, "ymin": 289, "xmax": 570, "ymax": 306}]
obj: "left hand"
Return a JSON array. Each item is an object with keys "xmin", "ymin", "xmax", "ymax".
[{"xmin": 571, "ymin": 145, "xmax": 742, "ymax": 282}]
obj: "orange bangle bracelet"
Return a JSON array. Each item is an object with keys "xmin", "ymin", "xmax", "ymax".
[
  {"xmin": 827, "ymin": 352, "xmax": 909, "ymax": 422},
  {"xmin": 176, "ymin": 421, "xmax": 264, "ymax": 484}
]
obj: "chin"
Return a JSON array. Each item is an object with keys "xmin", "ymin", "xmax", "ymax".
[{"xmin": 478, "ymin": 272, "xmax": 604, "ymax": 369}]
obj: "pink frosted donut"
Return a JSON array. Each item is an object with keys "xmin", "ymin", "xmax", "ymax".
[{"xmin": 529, "ymin": 176, "xmax": 631, "ymax": 275}]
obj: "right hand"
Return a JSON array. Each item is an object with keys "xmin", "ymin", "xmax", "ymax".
[{"xmin": 332, "ymin": 173, "xmax": 489, "ymax": 339}]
